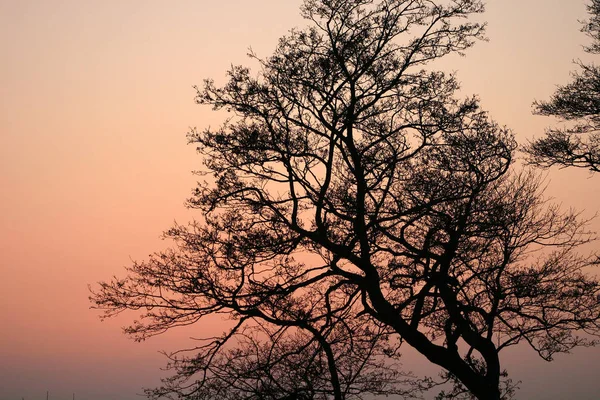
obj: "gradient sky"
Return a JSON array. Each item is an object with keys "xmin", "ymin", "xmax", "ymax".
[{"xmin": 1, "ymin": 1, "xmax": 599, "ymax": 399}]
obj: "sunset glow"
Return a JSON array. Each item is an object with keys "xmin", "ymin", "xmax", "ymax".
[{"xmin": 1, "ymin": 1, "xmax": 599, "ymax": 399}]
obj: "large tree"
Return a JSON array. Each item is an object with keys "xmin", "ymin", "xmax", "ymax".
[
  {"xmin": 526, "ymin": 0, "xmax": 600, "ymax": 172},
  {"xmin": 92, "ymin": 1, "xmax": 600, "ymax": 399}
]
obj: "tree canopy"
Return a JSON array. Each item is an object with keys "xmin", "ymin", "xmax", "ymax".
[
  {"xmin": 526, "ymin": 0, "xmax": 600, "ymax": 172},
  {"xmin": 92, "ymin": 1, "xmax": 600, "ymax": 399}
]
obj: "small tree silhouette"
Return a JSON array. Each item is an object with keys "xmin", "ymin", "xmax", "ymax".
[
  {"xmin": 527, "ymin": 0, "xmax": 600, "ymax": 173},
  {"xmin": 92, "ymin": 1, "xmax": 600, "ymax": 399}
]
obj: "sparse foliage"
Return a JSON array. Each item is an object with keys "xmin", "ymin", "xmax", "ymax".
[
  {"xmin": 92, "ymin": 1, "xmax": 600, "ymax": 399},
  {"xmin": 526, "ymin": 0, "xmax": 600, "ymax": 172}
]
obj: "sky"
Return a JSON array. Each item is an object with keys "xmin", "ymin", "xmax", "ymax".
[{"xmin": 1, "ymin": 1, "xmax": 599, "ymax": 399}]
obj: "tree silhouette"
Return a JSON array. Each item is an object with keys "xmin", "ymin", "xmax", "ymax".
[
  {"xmin": 91, "ymin": 1, "xmax": 600, "ymax": 399},
  {"xmin": 526, "ymin": 0, "xmax": 600, "ymax": 172}
]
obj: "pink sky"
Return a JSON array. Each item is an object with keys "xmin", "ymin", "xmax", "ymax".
[{"xmin": 1, "ymin": 1, "xmax": 599, "ymax": 399}]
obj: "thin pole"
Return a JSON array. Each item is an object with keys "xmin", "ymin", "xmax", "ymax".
[{"xmin": 46, "ymin": 391, "xmax": 49, "ymax": 400}]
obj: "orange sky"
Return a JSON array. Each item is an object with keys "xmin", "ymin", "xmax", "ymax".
[{"xmin": 1, "ymin": 1, "xmax": 599, "ymax": 399}]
